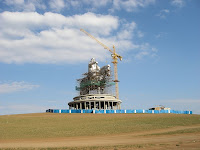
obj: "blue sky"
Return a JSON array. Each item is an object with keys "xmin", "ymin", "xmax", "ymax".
[{"xmin": 0, "ymin": 0, "xmax": 199, "ymax": 115}]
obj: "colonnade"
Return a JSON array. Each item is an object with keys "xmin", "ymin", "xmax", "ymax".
[{"xmin": 69, "ymin": 101, "xmax": 121, "ymax": 110}]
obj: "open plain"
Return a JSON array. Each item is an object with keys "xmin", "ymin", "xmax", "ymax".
[{"xmin": 0, "ymin": 113, "xmax": 200, "ymax": 150}]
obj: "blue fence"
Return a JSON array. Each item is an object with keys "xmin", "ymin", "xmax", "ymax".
[{"xmin": 46, "ymin": 109, "xmax": 192, "ymax": 114}]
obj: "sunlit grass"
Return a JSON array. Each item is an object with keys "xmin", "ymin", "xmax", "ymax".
[{"xmin": 0, "ymin": 113, "xmax": 200, "ymax": 140}]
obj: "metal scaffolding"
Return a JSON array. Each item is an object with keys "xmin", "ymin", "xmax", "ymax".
[{"xmin": 76, "ymin": 58, "xmax": 115, "ymax": 95}]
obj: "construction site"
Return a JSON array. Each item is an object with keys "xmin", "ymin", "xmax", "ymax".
[
  {"xmin": 68, "ymin": 29, "xmax": 122, "ymax": 110},
  {"xmin": 47, "ymin": 29, "xmax": 192, "ymax": 115}
]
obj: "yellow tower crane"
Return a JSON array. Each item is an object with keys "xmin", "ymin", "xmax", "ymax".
[{"xmin": 80, "ymin": 29, "xmax": 122, "ymax": 99}]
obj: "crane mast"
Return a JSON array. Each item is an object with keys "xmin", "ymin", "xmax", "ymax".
[{"xmin": 80, "ymin": 29, "xmax": 122, "ymax": 99}]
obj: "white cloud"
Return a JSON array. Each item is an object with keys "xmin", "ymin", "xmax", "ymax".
[
  {"xmin": 171, "ymin": 0, "xmax": 185, "ymax": 7},
  {"xmin": 82, "ymin": 0, "xmax": 112, "ymax": 7},
  {"xmin": 0, "ymin": 12, "xmax": 119, "ymax": 64},
  {"xmin": 0, "ymin": 11, "xmax": 157, "ymax": 64},
  {"xmin": 4, "ymin": 0, "xmax": 46, "ymax": 12},
  {"xmin": 112, "ymin": 0, "xmax": 156, "ymax": 12},
  {"xmin": 134, "ymin": 43, "xmax": 158, "ymax": 60},
  {"xmin": 156, "ymin": 9, "xmax": 170, "ymax": 19},
  {"xmin": 3, "ymin": 0, "xmax": 156, "ymax": 12},
  {"xmin": 4, "ymin": 0, "xmax": 24, "ymax": 5},
  {"xmin": 0, "ymin": 81, "xmax": 39, "ymax": 94},
  {"xmin": 116, "ymin": 21, "xmax": 137, "ymax": 40},
  {"xmin": 49, "ymin": 0, "xmax": 66, "ymax": 12}
]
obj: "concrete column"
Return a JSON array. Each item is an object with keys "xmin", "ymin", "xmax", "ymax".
[
  {"xmin": 94, "ymin": 101, "xmax": 96, "ymax": 109},
  {"xmin": 76, "ymin": 103, "xmax": 78, "ymax": 110},
  {"xmin": 89, "ymin": 101, "xmax": 91, "ymax": 109},
  {"xmin": 80, "ymin": 103, "xmax": 82, "ymax": 110},
  {"xmin": 104, "ymin": 101, "xmax": 105, "ymax": 109},
  {"xmin": 84, "ymin": 102, "xmax": 86, "ymax": 110},
  {"xmin": 108, "ymin": 101, "xmax": 110, "ymax": 109},
  {"xmin": 111, "ymin": 101, "xmax": 113, "ymax": 109},
  {"xmin": 99, "ymin": 101, "xmax": 101, "ymax": 109}
]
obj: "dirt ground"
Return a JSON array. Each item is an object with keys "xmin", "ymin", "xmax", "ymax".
[{"xmin": 0, "ymin": 124, "xmax": 200, "ymax": 149}]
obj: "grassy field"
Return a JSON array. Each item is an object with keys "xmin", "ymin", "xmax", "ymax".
[
  {"xmin": 0, "ymin": 113, "xmax": 200, "ymax": 140},
  {"xmin": 0, "ymin": 113, "xmax": 200, "ymax": 150}
]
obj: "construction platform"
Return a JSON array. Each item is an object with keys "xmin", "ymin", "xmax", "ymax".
[{"xmin": 68, "ymin": 94, "xmax": 122, "ymax": 110}]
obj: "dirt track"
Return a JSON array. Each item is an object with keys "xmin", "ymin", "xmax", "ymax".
[{"xmin": 0, "ymin": 125, "xmax": 200, "ymax": 149}]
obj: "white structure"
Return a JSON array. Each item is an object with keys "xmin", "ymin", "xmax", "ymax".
[
  {"xmin": 68, "ymin": 58, "xmax": 122, "ymax": 110},
  {"xmin": 68, "ymin": 94, "xmax": 122, "ymax": 110}
]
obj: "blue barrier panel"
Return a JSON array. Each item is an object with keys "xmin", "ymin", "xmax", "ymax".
[
  {"xmin": 77, "ymin": 110, "xmax": 81, "ymax": 113},
  {"xmin": 116, "ymin": 110, "xmax": 125, "ymax": 113},
  {"xmin": 121, "ymin": 110, "xmax": 125, "ymax": 113},
  {"xmin": 174, "ymin": 110, "xmax": 179, "ymax": 114},
  {"xmin": 136, "ymin": 109, "xmax": 143, "ymax": 113},
  {"xmin": 61, "ymin": 109, "xmax": 69, "ymax": 113},
  {"xmin": 106, "ymin": 110, "xmax": 114, "ymax": 113},
  {"xmin": 71, "ymin": 110, "xmax": 81, "ymax": 113},
  {"xmin": 95, "ymin": 110, "xmax": 104, "ymax": 113},
  {"xmin": 49, "ymin": 109, "xmax": 192, "ymax": 114},
  {"xmin": 100, "ymin": 110, "xmax": 104, "ymax": 113},
  {"xmin": 160, "ymin": 110, "xmax": 168, "ymax": 113},
  {"xmin": 53, "ymin": 109, "xmax": 59, "ymax": 113},
  {"xmin": 154, "ymin": 110, "xmax": 159, "ymax": 114},
  {"xmin": 95, "ymin": 110, "xmax": 100, "ymax": 113},
  {"xmin": 145, "ymin": 110, "xmax": 152, "ymax": 113},
  {"xmin": 126, "ymin": 110, "xmax": 134, "ymax": 113},
  {"xmin": 116, "ymin": 110, "xmax": 121, "ymax": 113},
  {"xmin": 84, "ymin": 109, "xmax": 93, "ymax": 113},
  {"xmin": 160, "ymin": 110, "xmax": 164, "ymax": 113},
  {"xmin": 71, "ymin": 110, "xmax": 76, "ymax": 113}
]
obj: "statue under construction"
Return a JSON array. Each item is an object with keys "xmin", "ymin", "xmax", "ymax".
[{"xmin": 68, "ymin": 58, "xmax": 122, "ymax": 110}]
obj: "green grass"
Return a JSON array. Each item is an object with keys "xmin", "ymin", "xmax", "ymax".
[{"xmin": 0, "ymin": 113, "xmax": 200, "ymax": 140}]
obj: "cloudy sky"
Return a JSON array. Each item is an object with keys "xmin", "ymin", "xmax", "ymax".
[{"xmin": 0, "ymin": 0, "xmax": 199, "ymax": 115}]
